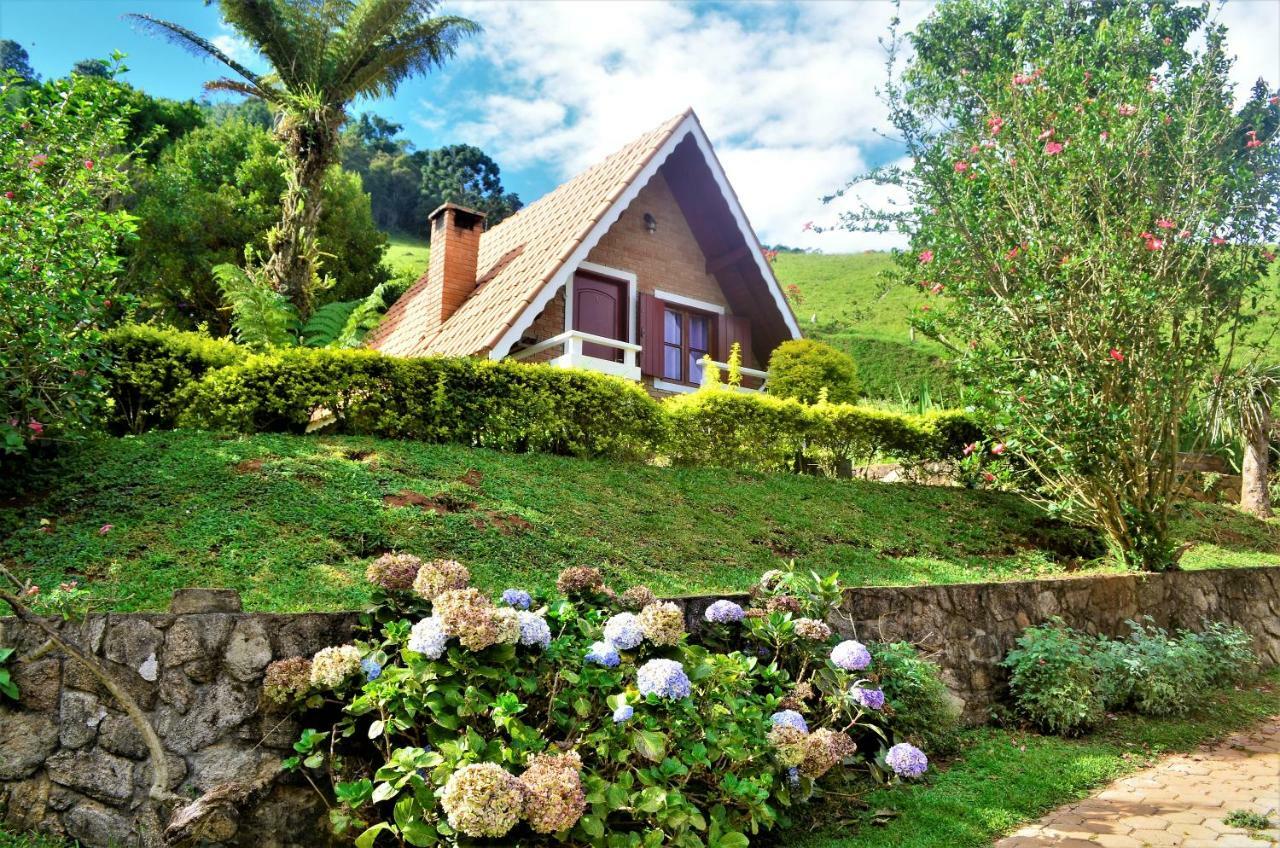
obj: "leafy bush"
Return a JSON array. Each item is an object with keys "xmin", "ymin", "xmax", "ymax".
[
  {"xmin": 104, "ymin": 325, "xmax": 247, "ymax": 434},
  {"xmin": 663, "ymin": 390, "xmax": 979, "ymax": 472},
  {"xmin": 1004, "ymin": 617, "xmax": 1258, "ymax": 731},
  {"xmin": 824, "ymin": 334, "xmax": 961, "ymax": 405},
  {"xmin": 767, "ymin": 339, "xmax": 861, "ymax": 404},
  {"xmin": 177, "ymin": 348, "xmax": 665, "ymax": 459},
  {"xmin": 869, "ymin": 642, "xmax": 961, "ymax": 756},
  {"xmin": 1002, "ymin": 619, "xmax": 1105, "ymax": 736},
  {"xmin": 1, "ymin": 63, "xmax": 138, "ymax": 454},
  {"xmin": 272, "ymin": 561, "xmax": 930, "ymax": 847}
]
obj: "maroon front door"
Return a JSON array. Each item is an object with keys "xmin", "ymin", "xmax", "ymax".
[{"xmin": 572, "ymin": 273, "xmax": 626, "ymax": 361}]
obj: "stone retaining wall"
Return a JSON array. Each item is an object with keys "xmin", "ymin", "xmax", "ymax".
[{"xmin": 1, "ymin": 568, "xmax": 1277, "ymax": 846}]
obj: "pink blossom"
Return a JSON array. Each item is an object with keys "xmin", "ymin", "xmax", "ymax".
[
  {"xmin": 1099, "ymin": 131, "xmax": 1109, "ymax": 142},
  {"xmin": 982, "ymin": 472, "xmax": 997, "ymax": 483},
  {"xmin": 1177, "ymin": 229, "xmax": 1190, "ymax": 239},
  {"xmin": 1006, "ymin": 246, "xmax": 1020, "ymax": 260},
  {"xmin": 954, "ymin": 161, "xmax": 970, "ymax": 173},
  {"xmin": 968, "ymin": 144, "xmax": 980, "ymax": 154},
  {"xmin": 1245, "ymin": 130, "xmax": 1262, "ymax": 149},
  {"xmin": 991, "ymin": 443, "xmax": 1006, "ymax": 456},
  {"xmin": 1145, "ymin": 236, "xmax": 1165, "ymax": 251},
  {"xmin": 930, "ymin": 282, "xmax": 944, "ymax": 295},
  {"xmin": 1155, "ymin": 218, "xmax": 1175, "ymax": 229},
  {"xmin": 3, "ymin": 191, "xmax": 12, "ymax": 200},
  {"xmin": 28, "ymin": 420, "xmax": 44, "ymax": 436},
  {"xmin": 1211, "ymin": 236, "xmax": 1228, "ymax": 246},
  {"xmin": 1271, "ymin": 96, "xmax": 1279, "ymax": 106},
  {"xmin": 99, "ymin": 524, "xmax": 113, "ymax": 535},
  {"xmin": 1043, "ymin": 141, "xmax": 1064, "ymax": 155},
  {"xmin": 1037, "ymin": 128, "xmax": 1054, "ymax": 141},
  {"xmin": 1117, "ymin": 104, "xmax": 1138, "ymax": 117},
  {"xmin": 84, "ymin": 159, "xmax": 94, "ymax": 170},
  {"xmin": 918, "ymin": 249, "xmax": 934, "ymax": 264},
  {"xmin": 987, "ymin": 116, "xmax": 1005, "ymax": 135},
  {"xmin": 802, "ymin": 221, "xmax": 814, "ymax": 232},
  {"xmin": 1265, "ymin": 251, "xmax": 1277, "ymax": 262},
  {"xmin": 29, "ymin": 154, "xmax": 47, "ymax": 168},
  {"xmin": 963, "ymin": 442, "xmax": 977, "ymax": 457},
  {"xmin": 1109, "ymin": 348, "xmax": 1125, "ymax": 362}
]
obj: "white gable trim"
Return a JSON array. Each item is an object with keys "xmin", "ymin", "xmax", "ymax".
[{"xmin": 490, "ymin": 113, "xmax": 800, "ymax": 360}]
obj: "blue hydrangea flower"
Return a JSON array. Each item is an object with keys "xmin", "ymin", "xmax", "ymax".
[
  {"xmin": 850, "ymin": 686, "xmax": 885, "ymax": 710},
  {"xmin": 501, "ymin": 588, "xmax": 532, "ymax": 610},
  {"xmin": 612, "ymin": 704, "xmax": 634, "ymax": 724},
  {"xmin": 585, "ymin": 641, "xmax": 621, "ymax": 667},
  {"xmin": 517, "ymin": 611, "xmax": 551, "ymax": 649},
  {"xmin": 885, "ymin": 743, "xmax": 929, "ymax": 778},
  {"xmin": 603, "ymin": 613, "xmax": 644, "ymax": 650},
  {"xmin": 786, "ymin": 766, "xmax": 800, "ymax": 787},
  {"xmin": 360, "ymin": 657, "xmax": 383, "ymax": 682},
  {"xmin": 704, "ymin": 599, "xmax": 745, "ymax": 624},
  {"xmin": 831, "ymin": 640, "xmax": 872, "ymax": 671},
  {"xmin": 770, "ymin": 709, "xmax": 808, "ymax": 732},
  {"xmin": 407, "ymin": 616, "xmax": 448, "ymax": 660},
  {"xmin": 636, "ymin": 659, "xmax": 692, "ymax": 699}
]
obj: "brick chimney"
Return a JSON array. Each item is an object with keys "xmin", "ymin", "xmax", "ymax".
[{"xmin": 423, "ymin": 203, "xmax": 486, "ymax": 329}]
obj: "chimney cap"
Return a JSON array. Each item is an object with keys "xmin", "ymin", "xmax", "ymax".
[{"xmin": 428, "ymin": 202, "xmax": 487, "ymax": 228}]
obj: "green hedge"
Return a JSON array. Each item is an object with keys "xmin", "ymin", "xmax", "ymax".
[
  {"xmin": 105, "ymin": 325, "xmax": 248, "ymax": 434},
  {"xmin": 177, "ymin": 347, "xmax": 665, "ymax": 459},
  {"xmin": 663, "ymin": 389, "xmax": 979, "ymax": 472}
]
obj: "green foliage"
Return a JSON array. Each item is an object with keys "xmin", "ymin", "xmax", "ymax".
[
  {"xmin": 1224, "ymin": 810, "xmax": 1273, "ymax": 831},
  {"xmin": 0, "ymin": 40, "xmax": 37, "ymax": 81},
  {"xmin": 0, "ymin": 647, "xmax": 19, "ymax": 701},
  {"xmin": 283, "ymin": 564, "xmax": 914, "ymax": 846},
  {"xmin": 826, "ymin": 334, "xmax": 962, "ymax": 406},
  {"xmin": 869, "ymin": 643, "xmax": 961, "ymax": 756},
  {"xmin": 126, "ymin": 118, "xmax": 389, "ymax": 332},
  {"xmin": 663, "ymin": 391, "xmax": 980, "ymax": 473},
  {"xmin": 301, "ymin": 283, "xmax": 393, "ymax": 349},
  {"xmin": 176, "ymin": 348, "xmax": 665, "ymax": 459},
  {"xmin": 1004, "ymin": 618, "xmax": 1259, "ymax": 732},
  {"xmin": 415, "ymin": 143, "xmax": 523, "ymax": 233},
  {"xmin": 213, "ymin": 263, "xmax": 299, "ymax": 351},
  {"xmin": 0, "ymin": 62, "xmax": 138, "ymax": 454},
  {"xmin": 853, "ymin": 0, "xmax": 1280, "ymax": 570},
  {"xmin": 103, "ymin": 324, "xmax": 247, "ymax": 434},
  {"xmin": 767, "ymin": 339, "xmax": 861, "ymax": 404}
]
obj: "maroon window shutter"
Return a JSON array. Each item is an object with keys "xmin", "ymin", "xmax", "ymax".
[
  {"xmin": 639, "ymin": 292, "xmax": 665, "ymax": 377},
  {"xmin": 717, "ymin": 315, "xmax": 753, "ymax": 367}
]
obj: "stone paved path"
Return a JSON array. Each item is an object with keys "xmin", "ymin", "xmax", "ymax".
[{"xmin": 995, "ymin": 716, "xmax": 1280, "ymax": 847}]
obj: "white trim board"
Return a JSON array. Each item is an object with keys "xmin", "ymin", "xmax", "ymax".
[
  {"xmin": 490, "ymin": 111, "xmax": 801, "ymax": 361},
  {"xmin": 653, "ymin": 289, "xmax": 725, "ymax": 315},
  {"xmin": 565, "ymin": 261, "xmax": 639, "ymax": 344}
]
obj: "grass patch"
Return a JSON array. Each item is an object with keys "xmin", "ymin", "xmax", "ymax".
[
  {"xmin": 789, "ymin": 673, "xmax": 1280, "ymax": 848},
  {"xmin": 1, "ymin": 431, "xmax": 1276, "ymax": 612},
  {"xmin": 0, "ymin": 831, "xmax": 74, "ymax": 848},
  {"xmin": 383, "ymin": 231, "xmax": 429, "ymax": 277}
]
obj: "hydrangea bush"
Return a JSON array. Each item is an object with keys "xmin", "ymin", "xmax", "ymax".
[{"xmin": 266, "ymin": 560, "xmax": 941, "ymax": 846}]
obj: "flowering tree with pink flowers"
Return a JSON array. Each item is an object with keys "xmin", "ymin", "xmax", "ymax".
[
  {"xmin": 842, "ymin": 1, "xmax": 1280, "ymax": 570},
  {"xmin": 0, "ymin": 59, "xmax": 137, "ymax": 457}
]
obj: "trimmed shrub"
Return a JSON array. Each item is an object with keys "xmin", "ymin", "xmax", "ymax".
[
  {"xmin": 105, "ymin": 324, "xmax": 247, "ymax": 434},
  {"xmin": 870, "ymin": 642, "xmax": 961, "ymax": 755},
  {"xmin": 1002, "ymin": 619, "xmax": 1104, "ymax": 736},
  {"xmin": 663, "ymin": 390, "xmax": 979, "ymax": 472},
  {"xmin": 767, "ymin": 338, "xmax": 860, "ymax": 404},
  {"xmin": 177, "ymin": 348, "xmax": 664, "ymax": 459}
]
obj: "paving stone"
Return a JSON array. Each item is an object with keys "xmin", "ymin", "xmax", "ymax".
[{"xmin": 994, "ymin": 716, "xmax": 1280, "ymax": 848}]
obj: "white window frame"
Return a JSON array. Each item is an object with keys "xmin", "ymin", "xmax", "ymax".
[
  {"xmin": 566, "ymin": 261, "xmax": 638, "ymax": 344},
  {"xmin": 652, "ymin": 289, "xmax": 726, "ymax": 315}
]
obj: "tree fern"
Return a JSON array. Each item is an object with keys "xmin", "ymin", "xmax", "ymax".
[
  {"xmin": 212, "ymin": 263, "xmax": 299, "ymax": 350},
  {"xmin": 300, "ymin": 282, "xmax": 392, "ymax": 348}
]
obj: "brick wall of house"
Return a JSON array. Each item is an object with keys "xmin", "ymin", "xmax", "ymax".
[
  {"xmin": 520, "ymin": 287, "xmax": 567, "ymax": 363},
  {"xmin": 586, "ymin": 171, "xmax": 729, "ymax": 309}
]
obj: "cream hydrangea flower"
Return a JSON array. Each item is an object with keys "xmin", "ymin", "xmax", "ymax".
[
  {"xmin": 519, "ymin": 751, "xmax": 586, "ymax": 834},
  {"xmin": 637, "ymin": 601, "xmax": 685, "ymax": 646},
  {"xmin": 439, "ymin": 762, "xmax": 523, "ymax": 837},
  {"xmin": 433, "ymin": 588, "xmax": 498, "ymax": 651},
  {"xmin": 411, "ymin": 559, "xmax": 470, "ymax": 601},
  {"xmin": 767, "ymin": 724, "xmax": 809, "ymax": 767},
  {"xmin": 492, "ymin": 606, "xmax": 521, "ymax": 645},
  {"xmin": 309, "ymin": 645, "xmax": 361, "ymax": 689}
]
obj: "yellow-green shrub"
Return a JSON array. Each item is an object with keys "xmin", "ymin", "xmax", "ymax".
[
  {"xmin": 177, "ymin": 348, "xmax": 665, "ymax": 459},
  {"xmin": 105, "ymin": 324, "xmax": 248, "ymax": 434}
]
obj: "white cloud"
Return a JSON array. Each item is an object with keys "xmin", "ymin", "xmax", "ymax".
[
  {"xmin": 211, "ymin": 26, "xmax": 264, "ymax": 71},
  {"xmin": 438, "ymin": 0, "xmax": 1275, "ymax": 252}
]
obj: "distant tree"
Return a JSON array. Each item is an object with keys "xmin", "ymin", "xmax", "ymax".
[
  {"xmin": 71, "ymin": 58, "xmax": 111, "ymax": 78},
  {"xmin": 204, "ymin": 98, "xmax": 273, "ymax": 129},
  {"xmin": 0, "ymin": 40, "xmax": 37, "ymax": 81},
  {"xmin": 129, "ymin": 0, "xmax": 478, "ymax": 317},
  {"xmin": 416, "ymin": 143, "xmax": 522, "ymax": 235},
  {"xmin": 352, "ymin": 112, "xmax": 406, "ymax": 155},
  {"xmin": 127, "ymin": 120, "xmax": 387, "ymax": 333}
]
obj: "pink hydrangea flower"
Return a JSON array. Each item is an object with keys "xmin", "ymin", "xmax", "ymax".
[{"xmin": 918, "ymin": 249, "xmax": 934, "ymax": 264}]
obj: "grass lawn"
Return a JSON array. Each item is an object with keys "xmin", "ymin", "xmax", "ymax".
[
  {"xmin": 1, "ymin": 430, "xmax": 1276, "ymax": 612},
  {"xmin": 0, "ymin": 831, "xmax": 73, "ymax": 848},
  {"xmin": 383, "ymin": 231, "xmax": 429, "ymax": 277},
  {"xmin": 789, "ymin": 672, "xmax": 1280, "ymax": 848}
]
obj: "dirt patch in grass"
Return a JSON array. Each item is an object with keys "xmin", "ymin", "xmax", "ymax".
[
  {"xmin": 382, "ymin": 490, "xmax": 476, "ymax": 515},
  {"xmin": 233, "ymin": 458, "xmax": 265, "ymax": 474},
  {"xmin": 470, "ymin": 510, "xmax": 533, "ymax": 535},
  {"xmin": 459, "ymin": 469, "xmax": 484, "ymax": 488}
]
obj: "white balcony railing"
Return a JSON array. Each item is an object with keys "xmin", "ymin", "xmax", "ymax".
[
  {"xmin": 511, "ymin": 330, "xmax": 642, "ymax": 381},
  {"xmin": 703, "ymin": 361, "xmax": 768, "ymax": 393}
]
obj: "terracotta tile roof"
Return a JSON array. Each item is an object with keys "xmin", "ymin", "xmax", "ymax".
[{"xmin": 368, "ymin": 109, "xmax": 692, "ymax": 358}]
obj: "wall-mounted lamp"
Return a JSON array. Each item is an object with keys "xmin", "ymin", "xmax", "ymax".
[{"xmin": 643, "ymin": 212, "xmax": 657, "ymax": 234}]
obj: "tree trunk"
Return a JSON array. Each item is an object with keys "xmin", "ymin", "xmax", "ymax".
[
  {"xmin": 1240, "ymin": 407, "xmax": 1274, "ymax": 518},
  {"xmin": 264, "ymin": 115, "xmax": 341, "ymax": 318}
]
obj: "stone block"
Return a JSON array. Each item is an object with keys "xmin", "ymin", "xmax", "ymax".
[
  {"xmin": 46, "ymin": 748, "xmax": 135, "ymax": 802},
  {"xmin": 98, "ymin": 713, "xmax": 148, "ymax": 760},
  {"xmin": 59, "ymin": 689, "xmax": 106, "ymax": 749},
  {"xmin": 169, "ymin": 587, "xmax": 242, "ymax": 614},
  {"xmin": 0, "ymin": 709, "xmax": 59, "ymax": 780},
  {"xmin": 0, "ymin": 772, "xmax": 52, "ymax": 831},
  {"xmin": 103, "ymin": 618, "xmax": 163, "ymax": 671},
  {"xmin": 63, "ymin": 799, "xmax": 137, "ymax": 847},
  {"xmin": 225, "ymin": 618, "xmax": 273, "ymax": 682},
  {"xmin": 11, "ymin": 657, "xmax": 61, "ymax": 712},
  {"xmin": 154, "ymin": 678, "xmax": 257, "ymax": 754}
]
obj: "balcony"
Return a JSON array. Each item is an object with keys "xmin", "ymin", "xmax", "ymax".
[
  {"xmin": 510, "ymin": 330, "xmax": 642, "ymax": 381},
  {"xmin": 703, "ymin": 361, "xmax": 768, "ymax": 393}
]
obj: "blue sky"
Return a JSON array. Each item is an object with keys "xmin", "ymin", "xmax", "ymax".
[{"xmin": 3, "ymin": 0, "xmax": 1278, "ymax": 251}]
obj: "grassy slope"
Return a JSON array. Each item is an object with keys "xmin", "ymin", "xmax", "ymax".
[
  {"xmin": 795, "ymin": 673, "xmax": 1280, "ymax": 848},
  {"xmin": 2, "ymin": 431, "xmax": 1276, "ymax": 612},
  {"xmin": 771, "ymin": 252, "xmax": 1280, "ymax": 401},
  {"xmin": 383, "ymin": 232, "xmax": 430, "ymax": 277}
]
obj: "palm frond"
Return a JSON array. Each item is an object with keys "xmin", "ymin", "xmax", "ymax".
[
  {"xmin": 337, "ymin": 15, "xmax": 480, "ymax": 102},
  {"xmin": 205, "ymin": 77, "xmax": 274, "ymax": 101},
  {"xmin": 125, "ymin": 13, "xmax": 265, "ymax": 88},
  {"xmin": 328, "ymin": 0, "xmax": 417, "ymax": 95},
  {"xmin": 213, "ymin": 263, "xmax": 299, "ymax": 351},
  {"xmin": 218, "ymin": 0, "xmax": 310, "ymax": 91}
]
